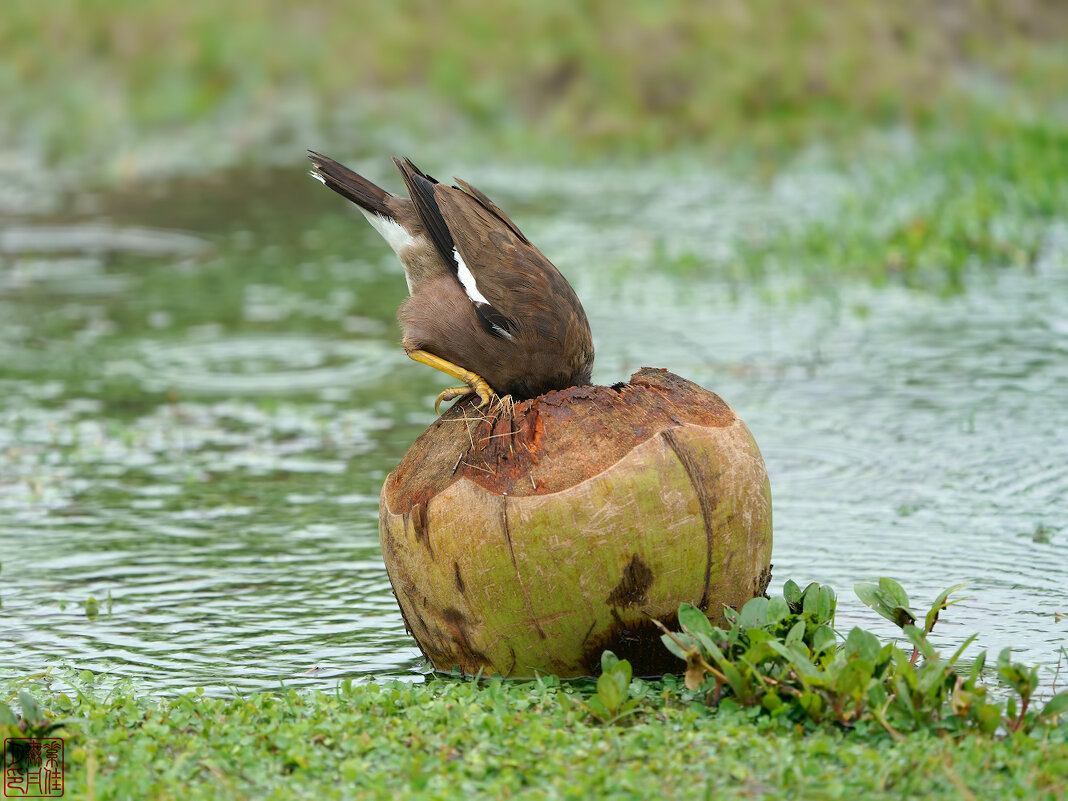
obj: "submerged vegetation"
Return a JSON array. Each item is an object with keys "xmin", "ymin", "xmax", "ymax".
[
  {"xmin": 733, "ymin": 115, "xmax": 1068, "ymax": 290},
  {"xmin": 4, "ymin": 579, "xmax": 1067, "ymax": 799}
]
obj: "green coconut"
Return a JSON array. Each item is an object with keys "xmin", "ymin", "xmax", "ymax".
[{"xmin": 379, "ymin": 368, "xmax": 772, "ymax": 678}]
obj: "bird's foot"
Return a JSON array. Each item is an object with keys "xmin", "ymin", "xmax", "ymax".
[
  {"xmin": 407, "ymin": 350, "xmax": 495, "ymax": 414},
  {"xmin": 434, "ymin": 379, "xmax": 494, "ymax": 414}
]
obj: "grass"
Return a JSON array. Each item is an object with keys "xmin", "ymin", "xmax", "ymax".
[
  {"xmin": 721, "ymin": 111, "xmax": 1068, "ymax": 291},
  {"xmin": 4, "ymin": 675, "xmax": 1066, "ymax": 800},
  {"xmin": 3, "ymin": 1, "xmax": 1067, "ymax": 177}
]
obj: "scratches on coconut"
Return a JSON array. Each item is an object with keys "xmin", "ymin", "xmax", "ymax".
[
  {"xmin": 453, "ymin": 560, "xmax": 466, "ymax": 595},
  {"xmin": 661, "ymin": 428, "xmax": 717, "ymax": 610},
  {"xmin": 500, "ymin": 496, "xmax": 547, "ymax": 640}
]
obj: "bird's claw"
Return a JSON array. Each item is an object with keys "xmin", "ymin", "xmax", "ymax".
[
  {"xmin": 434, "ymin": 380, "xmax": 494, "ymax": 414},
  {"xmin": 434, "ymin": 386, "xmax": 471, "ymax": 414}
]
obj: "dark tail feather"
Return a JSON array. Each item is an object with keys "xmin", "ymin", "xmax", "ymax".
[
  {"xmin": 308, "ymin": 151, "xmax": 392, "ymax": 217},
  {"xmin": 393, "ymin": 157, "xmax": 454, "ymax": 266}
]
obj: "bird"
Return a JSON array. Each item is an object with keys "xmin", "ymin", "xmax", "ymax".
[{"xmin": 308, "ymin": 152, "xmax": 594, "ymax": 412}]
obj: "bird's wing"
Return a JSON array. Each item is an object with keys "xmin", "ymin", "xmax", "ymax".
[
  {"xmin": 451, "ymin": 177, "xmax": 529, "ymax": 244},
  {"xmin": 433, "ymin": 180, "xmax": 579, "ymax": 338},
  {"xmin": 394, "ymin": 159, "xmax": 516, "ymax": 340}
]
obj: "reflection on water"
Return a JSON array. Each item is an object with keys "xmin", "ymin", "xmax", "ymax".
[{"xmin": 1, "ymin": 165, "xmax": 1065, "ymax": 694}]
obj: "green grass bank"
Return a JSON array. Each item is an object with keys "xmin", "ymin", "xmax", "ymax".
[{"xmin": 3, "ymin": 677, "xmax": 1066, "ymax": 800}]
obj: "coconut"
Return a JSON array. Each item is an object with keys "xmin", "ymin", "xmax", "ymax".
[{"xmin": 379, "ymin": 368, "xmax": 772, "ymax": 678}]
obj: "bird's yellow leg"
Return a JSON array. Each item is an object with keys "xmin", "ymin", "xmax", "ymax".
[{"xmin": 407, "ymin": 350, "xmax": 495, "ymax": 413}]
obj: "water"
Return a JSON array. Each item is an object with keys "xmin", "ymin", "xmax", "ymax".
[{"xmin": 1, "ymin": 163, "xmax": 1065, "ymax": 694}]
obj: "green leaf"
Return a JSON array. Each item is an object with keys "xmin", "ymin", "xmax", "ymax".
[
  {"xmin": 596, "ymin": 671, "xmax": 624, "ymax": 714},
  {"xmin": 18, "ymin": 691, "xmax": 43, "ymax": 726},
  {"xmin": 799, "ymin": 691, "xmax": 823, "ymax": 719},
  {"xmin": 867, "ymin": 683, "xmax": 887, "ymax": 708},
  {"xmin": 893, "ymin": 675, "xmax": 918, "ymax": 720},
  {"xmin": 767, "ymin": 641, "xmax": 821, "ymax": 681},
  {"xmin": 878, "ymin": 577, "xmax": 910, "ymax": 610},
  {"xmin": 924, "ymin": 582, "xmax": 967, "ymax": 635},
  {"xmin": 948, "ymin": 633, "xmax": 979, "ymax": 667},
  {"xmin": 718, "ymin": 660, "xmax": 750, "ymax": 701},
  {"xmin": 1039, "ymin": 691, "xmax": 1068, "ymax": 720},
  {"xmin": 802, "ymin": 583, "xmax": 821, "ymax": 616},
  {"xmin": 744, "ymin": 640, "xmax": 774, "ymax": 665},
  {"xmin": 585, "ymin": 696, "xmax": 608, "ymax": 720},
  {"xmin": 678, "ymin": 603, "xmax": 713, "ymax": 638},
  {"xmin": 661, "ymin": 633, "xmax": 692, "ymax": 661},
  {"xmin": 693, "ymin": 631, "xmax": 720, "ymax": 658},
  {"xmin": 967, "ymin": 651, "xmax": 987, "ymax": 688},
  {"xmin": 0, "ymin": 702, "xmax": 17, "ymax": 727},
  {"xmin": 745, "ymin": 629, "xmax": 773, "ymax": 646},
  {"xmin": 996, "ymin": 649, "xmax": 1037, "ymax": 698},
  {"xmin": 844, "ymin": 627, "xmax": 881, "ymax": 663},
  {"xmin": 996, "ymin": 647, "xmax": 1012, "ymax": 671},
  {"xmin": 601, "ymin": 650, "xmax": 620, "ymax": 674},
  {"xmin": 766, "ymin": 596, "xmax": 790, "ymax": 624},
  {"xmin": 889, "ymin": 604, "xmax": 917, "ymax": 628},
  {"xmin": 785, "ymin": 620, "xmax": 806, "ymax": 648},
  {"xmin": 902, "ymin": 625, "xmax": 936, "ymax": 660},
  {"xmin": 811, "ymin": 625, "xmax": 837, "ymax": 655},
  {"xmin": 739, "ymin": 597, "xmax": 768, "ymax": 630},
  {"xmin": 761, "ymin": 691, "xmax": 783, "ymax": 712},
  {"xmin": 817, "ymin": 586, "xmax": 836, "ymax": 623},
  {"xmin": 976, "ymin": 703, "xmax": 1001, "ymax": 734},
  {"xmin": 783, "ymin": 580, "xmax": 802, "ymax": 605},
  {"xmin": 85, "ymin": 595, "xmax": 100, "ymax": 621},
  {"xmin": 892, "ymin": 650, "xmax": 918, "ymax": 691},
  {"xmin": 858, "ymin": 579, "xmax": 917, "ymax": 628},
  {"xmin": 598, "ymin": 666, "xmax": 627, "ymax": 717},
  {"xmin": 854, "ymin": 582, "xmax": 880, "ymax": 609},
  {"xmin": 615, "ymin": 659, "xmax": 632, "ymax": 689},
  {"xmin": 916, "ymin": 658, "xmax": 951, "ymax": 699}
]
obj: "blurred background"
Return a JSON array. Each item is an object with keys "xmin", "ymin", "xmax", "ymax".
[
  {"xmin": 3, "ymin": 1, "xmax": 1067, "ymax": 181},
  {"xmin": 2, "ymin": 1, "xmax": 1066, "ymax": 693}
]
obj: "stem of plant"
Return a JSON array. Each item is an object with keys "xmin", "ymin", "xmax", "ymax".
[{"xmin": 1012, "ymin": 695, "xmax": 1030, "ymax": 732}]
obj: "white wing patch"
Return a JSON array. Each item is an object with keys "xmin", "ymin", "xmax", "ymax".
[
  {"xmin": 454, "ymin": 247, "xmax": 513, "ymax": 339},
  {"xmin": 452, "ymin": 247, "xmax": 490, "ymax": 304}
]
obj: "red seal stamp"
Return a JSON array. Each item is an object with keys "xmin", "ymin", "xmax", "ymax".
[{"xmin": 3, "ymin": 738, "xmax": 64, "ymax": 798}]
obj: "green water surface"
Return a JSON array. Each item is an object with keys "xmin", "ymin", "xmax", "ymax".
[{"xmin": 2, "ymin": 157, "xmax": 1065, "ymax": 693}]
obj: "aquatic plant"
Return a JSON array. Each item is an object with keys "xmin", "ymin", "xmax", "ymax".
[{"xmin": 657, "ymin": 578, "xmax": 1068, "ymax": 737}]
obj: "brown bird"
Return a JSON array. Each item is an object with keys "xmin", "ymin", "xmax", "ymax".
[{"xmin": 309, "ymin": 152, "xmax": 594, "ymax": 411}]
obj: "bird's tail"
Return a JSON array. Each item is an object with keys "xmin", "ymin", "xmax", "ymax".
[{"xmin": 308, "ymin": 151, "xmax": 392, "ymax": 217}]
